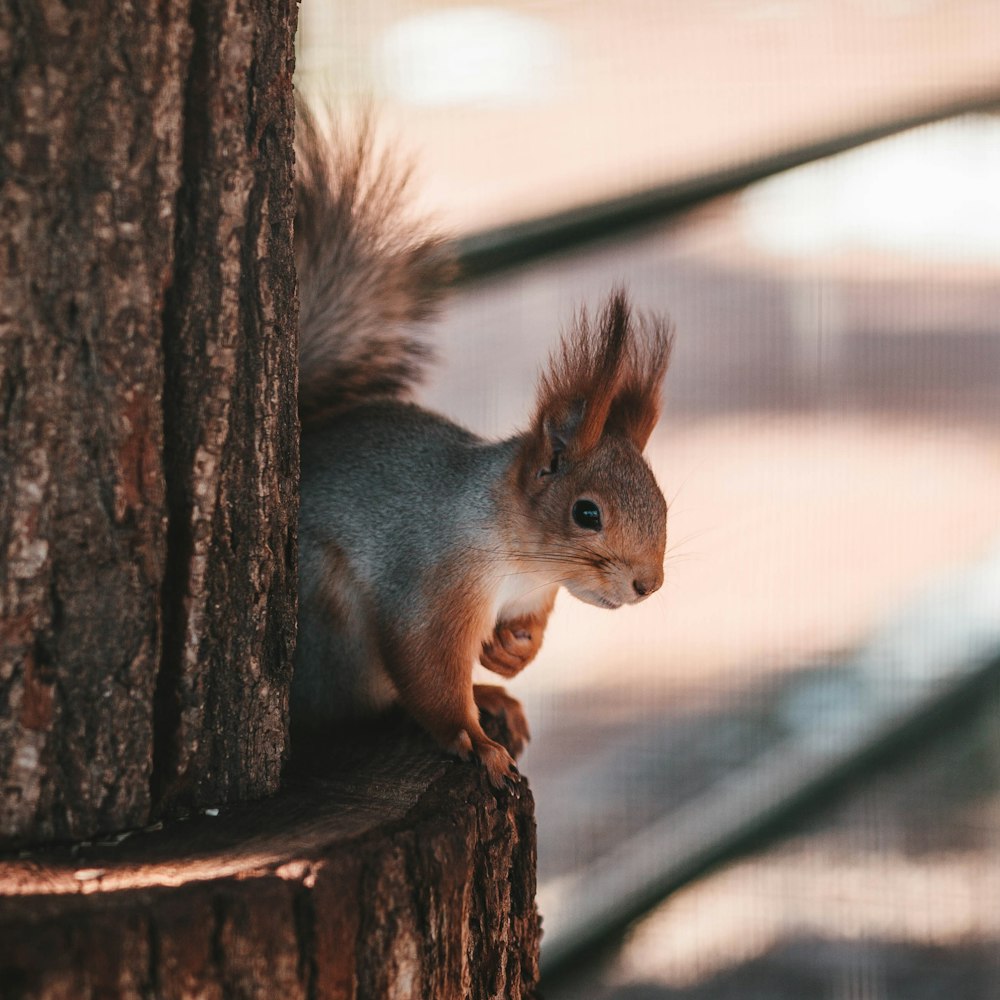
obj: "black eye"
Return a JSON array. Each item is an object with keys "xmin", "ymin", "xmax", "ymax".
[{"xmin": 572, "ymin": 499, "xmax": 602, "ymax": 531}]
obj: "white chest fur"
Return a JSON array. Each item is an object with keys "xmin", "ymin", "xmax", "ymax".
[{"xmin": 489, "ymin": 563, "xmax": 558, "ymax": 628}]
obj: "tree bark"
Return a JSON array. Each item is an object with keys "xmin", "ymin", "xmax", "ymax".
[
  {"xmin": 0, "ymin": 0, "xmax": 298, "ymax": 846},
  {"xmin": 0, "ymin": 721, "xmax": 542, "ymax": 999}
]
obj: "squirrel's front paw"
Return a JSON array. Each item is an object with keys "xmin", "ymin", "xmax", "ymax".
[
  {"xmin": 479, "ymin": 622, "xmax": 542, "ymax": 678},
  {"xmin": 476, "ymin": 738, "xmax": 521, "ymax": 790},
  {"xmin": 473, "ymin": 683, "xmax": 530, "ymax": 758},
  {"xmin": 447, "ymin": 727, "xmax": 519, "ymax": 788}
]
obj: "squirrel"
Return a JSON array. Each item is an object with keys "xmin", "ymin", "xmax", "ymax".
[{"xmin": 291, "ymin": 106, "xmax": 673, "ymax": 788}]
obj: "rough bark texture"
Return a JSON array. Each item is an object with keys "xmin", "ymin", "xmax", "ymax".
[
  {"xmin": 0, "ymin": 721, "xmax": 542, "ymax": 1000},
  {"xmin": 153, "ymin": 0, "xmax": 299, "ymax": 821},
  {"xmin": 0, "ymin": 0, "xmax": 298, "ymax": 846}
]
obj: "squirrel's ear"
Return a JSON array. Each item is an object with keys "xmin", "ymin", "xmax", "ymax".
[
  {"xmin": 605, "ymin": 314, "xmax": 673, "ymax": 451},
  {"xmin": 530, "ymin": 290, "xmax": 632, "ymax": 468},
  {"xmin": 533, "ymin": 399, "xmax": 585, "ymax": 477}
]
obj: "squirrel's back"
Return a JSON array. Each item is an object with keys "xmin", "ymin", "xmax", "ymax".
[{"xmin": 294, "ymin": 104, "xmax": 454, "ymax": 427}]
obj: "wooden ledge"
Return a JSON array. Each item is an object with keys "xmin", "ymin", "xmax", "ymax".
[{"xmin": 0, "ymin": 717, "xmax": 540, "ymax": 999}]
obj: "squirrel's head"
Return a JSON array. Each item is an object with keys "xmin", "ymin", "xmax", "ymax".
[{"xmin": 513, "ymin": 288, "xmax": 673, "ymax": 609}]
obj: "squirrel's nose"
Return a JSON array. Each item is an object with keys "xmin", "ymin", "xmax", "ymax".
[{"xmin": 632, "ymin": 571, "xmax": 663, "ymax": 598}]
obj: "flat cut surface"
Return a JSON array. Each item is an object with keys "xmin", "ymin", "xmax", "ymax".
[{"xmin": 0, "ymin": 724, "xmax": 446, "ymax": 897}]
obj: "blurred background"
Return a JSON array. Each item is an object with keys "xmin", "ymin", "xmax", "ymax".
[{"xmin": 297, "ymin": 3, "xmax": 1000, "ymax": 996}]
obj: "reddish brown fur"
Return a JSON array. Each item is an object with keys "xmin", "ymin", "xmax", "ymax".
[{"xmin": 382, "ymin": 553, "xmax": 520, "ymax": 786}]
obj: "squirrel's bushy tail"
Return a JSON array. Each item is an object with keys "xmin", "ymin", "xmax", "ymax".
[{"xmin": 295, "ymin": 103, "xmax": 454, "ymax": 427}]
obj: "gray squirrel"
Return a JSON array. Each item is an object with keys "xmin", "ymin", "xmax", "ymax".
[{"xmin": 292, "ymin": 107, "xmax": 673, "ymax": 787}]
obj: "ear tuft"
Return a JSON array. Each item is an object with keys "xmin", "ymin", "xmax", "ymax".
[
  {"xmin": 528, "ymin": 288, "xmax": 672, "ymax": 469},
  {"xmin": 531, "ymin": 288, "xmax": 630, "ymax": 460},
  {"xmin": 605, "ymin": 312, "xmax": 673, "ymax": 450}
]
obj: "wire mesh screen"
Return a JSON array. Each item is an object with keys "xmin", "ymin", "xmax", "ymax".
[{"xmin": 297, "ymin": 2, "xmax": 1000, "ymax": 995}]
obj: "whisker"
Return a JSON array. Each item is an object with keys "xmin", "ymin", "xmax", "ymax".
[{"xmin": 664, "ymin": 526, "xmax": 717, "ymax": 560}]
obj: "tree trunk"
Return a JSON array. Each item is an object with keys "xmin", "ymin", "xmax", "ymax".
[
  {"xmin": 0, "ymin": 0, "xmax": 299, "ymax": 846},
  {"xmin": 0, "ymin": 720, "xmax": 542, "ymax": 999}
]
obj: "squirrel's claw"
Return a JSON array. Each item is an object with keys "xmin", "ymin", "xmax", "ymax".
[{"xmin": 503, "ymin": 763, "xmax": 521, "ymax": 792}]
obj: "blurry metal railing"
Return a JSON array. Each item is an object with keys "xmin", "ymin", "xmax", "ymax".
[
  {"xmin": 454, "ymin": 91, "xmax": 1000, "ymax": 280},
  {"xmin": 538, "ymin": 541, "xmax": 1000, "ymax": 978}
]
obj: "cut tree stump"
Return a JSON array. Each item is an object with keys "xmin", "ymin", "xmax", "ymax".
[{"xmin": 0, "ymin": 716, "xmax": 541, "ymax": 1000}]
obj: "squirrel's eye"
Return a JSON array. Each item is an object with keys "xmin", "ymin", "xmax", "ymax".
[{"xmin": 572, "ymin": 499, "xmax": 602, "ymax": 531}]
